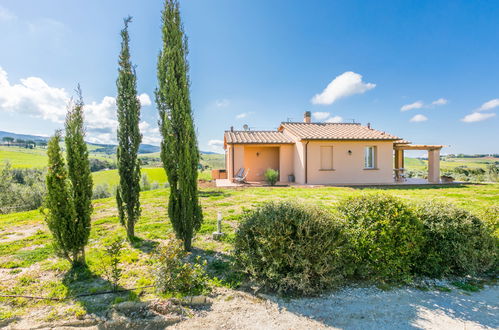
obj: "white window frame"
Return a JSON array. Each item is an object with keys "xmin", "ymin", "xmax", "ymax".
[{"xmin": 364, "ymin": 146, "xmax": 377, "ymax": 169}]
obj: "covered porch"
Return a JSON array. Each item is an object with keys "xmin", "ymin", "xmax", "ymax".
[
  {"xmin": 225, "ymin": 143, "xmax": 294, "ymax": 183},
  {"xmin": 394, "ymin": 143, "xmax": 446, "ymax": 184}
]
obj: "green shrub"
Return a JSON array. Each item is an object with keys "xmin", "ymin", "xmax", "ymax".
[
  {"xmin": 337, "ymin": 193, "xmax": 423, "ymax": 282},
  {"xmin": 101, "ymin": 238, "xmax": 124, "ymax": 291},
  {"xmin": 415, "ymin": 201, "xmax": 497, "ymax": 277},
  {"xmin": 264, "ymin": 168, "xmax": 279, "ymax": 186},
  {"xmin": 154, "ymin": 236, "xmax": 208, "ymax": 296},
  {"xmin": 92, "ymin": 183, "xmax": 112, "ymax": 199},
  {"xmin": 234, "ymin": 201, "xmax": 351, "ymax": 295}
]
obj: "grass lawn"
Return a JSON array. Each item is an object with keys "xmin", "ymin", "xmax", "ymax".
[{"xmin": 1, "ymin": 183, "xmax": 498, "ymax": 321}]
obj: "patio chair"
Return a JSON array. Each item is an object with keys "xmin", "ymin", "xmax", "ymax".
[{"xmin": 234, "ymin": 168, "xmax": 250, "ymax": 184}]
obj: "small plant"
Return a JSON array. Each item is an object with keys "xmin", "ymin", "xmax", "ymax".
[
  {"xmin": 140, "ymin": 173, "xmax": 151, "ymax": 191},
  {"xmin": 102, "ymin": 238, "xmax": 124, "ymax": 291},
  {"xmin": 93, "ymin": 183, "xmax": 112, "ymax": 199},
  {"xmin": 264, "ymin": 168, "xmax": 279, "ymax": 186},
  {"xmin": 154, "ymin": 235, "xmax": 208, "ymax": 296}
]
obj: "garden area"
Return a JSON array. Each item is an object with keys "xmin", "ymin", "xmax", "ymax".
[{"xmin": 0, "ymin": 183, "xmax": 497, "ymax": 328}]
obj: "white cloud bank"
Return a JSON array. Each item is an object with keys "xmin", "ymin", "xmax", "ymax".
[
  {"xmin": 410, "ymin": 114, "xmax": 428, "ymax": 122},
  {"xmin": 0, "ymin": 66, "xmax": 155, "ymax": 144},
  {"xmin": 311, "ymin": 71, "xmax": 375, "ymax": 105}
]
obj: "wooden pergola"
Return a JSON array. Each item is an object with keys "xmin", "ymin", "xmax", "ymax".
[{"xmin": 394, "ymin": 143, "xmax": 446, "ymax": 183}]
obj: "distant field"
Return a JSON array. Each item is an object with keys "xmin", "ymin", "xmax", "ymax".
[
  {"xmin": 92, "ymin": 167, "xmax": 212, "ymax": 187},
  {"xmin": 0, "ymin": 146, "xmax": 114, "ymax": 169},
  {"xmin": 0, "ymin": 146, "xmax": 48, "ymax": 168},
  {"xmin": 404, "ymin": 156, "xmax": 498, "ymax": 171}
]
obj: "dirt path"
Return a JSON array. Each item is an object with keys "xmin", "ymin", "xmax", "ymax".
[{"xmin": 173, "ymin": 285, "xmax": 499, "ymax": 330}]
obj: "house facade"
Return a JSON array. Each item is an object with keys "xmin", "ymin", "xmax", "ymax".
[{"xmin": 223, "ymin": 112, "xmax": 444, "ymax": 185}]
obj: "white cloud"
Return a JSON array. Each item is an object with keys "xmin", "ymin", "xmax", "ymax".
[
  {"xmin": 409, "ymin": 114, "xmax": 428, "ymax": 122},
  {"xmin": 0, "ymin": 66, "xmax": 69, "ymax": 122},
  {"xmin": 215, "ymin": 99, "xmax": 230, "ymax": 108},
  {"xmin": 87, "ymin": 133, "xmax": 114, "ymax": 145},
  {"xmin": 0, "ymin": 66, "xmax": 155, "ymax": 144},
  {"xmin": 208, "ymin": 140, "xmax": 224, "ymax": 147},
  {"xmin": 84, "ymin": 96, "xmax": 118, "ymax": 132},
  {"xmin": 208, "ymin": 139, "xmax": 224, "ymax": 153},
  {"xmin": 139, "ymin": 121, "xmax": 150, "ymax": 132},
  {"xmin": 478, "ymin": 99, "xmax": 499, "ymax": 111},
  {"xmin": 325, "ymin": 116, "xmax": 343, "ymax": 123},
  {"xmin": 401, "ymin": 101, "xmax": 424, "ymax": 112},
  {"xmin": 461, "ymin": 112, "xmax": 496, "ymax": 123},
  {"xmin": 0, "ymin": 6, "xmax": 17, "ymax": 21},
  {"xmin": 236, "ymin": 112, "xmax": 254, "ymax": 119},
  {"xmin": 432, "ymin": 98, "xmax": 448, "ymax": 105},
  {"xmin": 142, "ymin": 135, "xmax": 162, "ymax": 145},
  {"xmin": 312, "ymin": 112, "xmax": 330, "ymax": 120},
  {"xmin": 311, "ymin": 71, "xmax": 376, "ymax": 105},
  {"xmin": 138, "ymin": 93, "xmax": 152, "ymax": 106}
]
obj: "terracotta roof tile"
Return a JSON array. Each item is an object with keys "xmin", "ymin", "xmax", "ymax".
[
  {"xmin": 225, "ymin": 130, "xmax": 295, "ymax": 144},
  {"xmin": 279, "ymin": 122, "xmax": 400, "ymax": 141}
]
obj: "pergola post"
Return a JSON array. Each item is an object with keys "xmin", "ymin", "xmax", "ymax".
[
  {"xmin": 427, "ymin": 149, "xmax": 441, "ymax": 183},
  {"xmin": 394, "ymin": 149, "xmax": 404, "ymax": 169}
]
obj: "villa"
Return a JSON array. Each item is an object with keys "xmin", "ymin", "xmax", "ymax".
[{"xmin": 222, "ymin": 111, "xmax": 444, "ymax": 185}]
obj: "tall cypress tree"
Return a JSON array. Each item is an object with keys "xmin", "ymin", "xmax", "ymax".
[
  {"xmin": 116, "ymin": 16, "xmax": 142, "ymax": 241},
  {"xmin": 44, "ymin": 131, "xmax": 80, "ymax": 264},
  {"xmin": 156, "ymin": 0, "xmax": 202, "ymax": 251},
  {"xmin": 65, "ymin": 86, "xmax": 93, "ymax": 264}
]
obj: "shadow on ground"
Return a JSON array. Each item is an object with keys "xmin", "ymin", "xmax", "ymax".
[
  {"xmin": 350, "ymin": 183, "xmax": 476, "ymax": 190},
  {"xmin": 269, "ymin": 286, "xmax": 499, "ymax": 329},
  {"xmin": 62, "ymin": 264, "xmax": 138, "ymax": 316}
]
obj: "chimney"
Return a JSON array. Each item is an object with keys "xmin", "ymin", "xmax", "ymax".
[
  {"xmin": 304, "ymin": 111, "xmax": 311, "ymax": 123},
  {"xmin": 230, "ymin": 126, "xmax": 234, "ymax": 132},
  {"xmin": 367, "ymin": 122, "xmax": 371, "ymax": 129}
]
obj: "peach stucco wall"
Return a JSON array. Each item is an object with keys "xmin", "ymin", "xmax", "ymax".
[
  {"xmin": 305, "ymin": 141, "xmax": 394, "ymax": 184},
  {"xmin": 226, "ymin": 140, "xmax": 394, "ymax": 184},
  {"xmin": 279, "ymin": 145, "xmax": 294, "ymax": 182},
  {"xmin": 244, "ymin": 146, "xmax": 279, "ymax": 181}
]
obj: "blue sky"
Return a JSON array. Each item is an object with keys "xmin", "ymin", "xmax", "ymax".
[{"xmin": 0, "ymin": 0, "xmax": 498, "ymax": 154}]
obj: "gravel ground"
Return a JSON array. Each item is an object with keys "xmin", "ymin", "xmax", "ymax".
[
  {"xmin": 3, "ymin": 285, "xmax": 497, "ymax": 329},
  {"xmin": 174, "ymin": 285, "xmax": 499, "ymax": 330}
]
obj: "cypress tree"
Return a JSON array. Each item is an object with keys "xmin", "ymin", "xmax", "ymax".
[
  {"xmin": 65, "ymin": 86, "xmax": 93, "ymax": 264},
  {"xmin": 116, "ymin": 16, "xmax": 142, "ymax": 241},
  {"xmin": 44, "ymin": 131, "xmax": 79, "ymax": 264},
  {"xmin": 156, "ymin": 0, "xmax": 203, "ymax": 251}
]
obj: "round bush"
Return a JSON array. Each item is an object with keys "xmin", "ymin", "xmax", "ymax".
[
  {"xmin": 234, "ymin": 201, "xmax": 351, "ymax": 295},
  {"xmin": 414, "ymin": 201, "xmax": 497, "ymax": 277},
  {"xmin": 337, "ymin": 193, "xmax": 423, "ymax": 281}
]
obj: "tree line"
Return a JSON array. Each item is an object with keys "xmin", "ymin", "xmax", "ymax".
[{"xmin": 43, "ymin": 0, "xmax": 202, "ymax": 267}]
